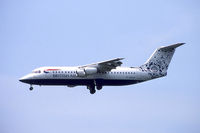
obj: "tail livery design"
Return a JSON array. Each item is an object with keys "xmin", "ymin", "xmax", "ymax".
[{"xmin": 140, "ymin": 43, "xmax": 185, "ymax": 78}]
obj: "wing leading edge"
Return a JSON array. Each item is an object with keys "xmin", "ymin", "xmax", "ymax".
[{"xmin": 79, "ymin": 58, "xmax": 124, "ymax": 72}]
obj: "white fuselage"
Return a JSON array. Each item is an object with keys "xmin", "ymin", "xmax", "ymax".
[{"xmin": 19, "ymin": 66, "xmax": 160, "ymax": 86}]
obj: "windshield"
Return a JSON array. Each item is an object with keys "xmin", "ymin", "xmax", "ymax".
[{"xmin": 32, "ymin": 70, "xmax": 41, "ymax": 73}]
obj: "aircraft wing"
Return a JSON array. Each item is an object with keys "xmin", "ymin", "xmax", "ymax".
[{"xmin": 79, "ymin": 58, "xmax": 124, "ymax": 72}]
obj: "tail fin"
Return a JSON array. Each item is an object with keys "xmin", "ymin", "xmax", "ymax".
[{"xmin": 140, "ymin": 43, "xmax": 184, "ymax": 77}]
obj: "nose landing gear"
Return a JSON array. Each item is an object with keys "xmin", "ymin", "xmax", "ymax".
[{"xmin": 29, "ymin": 85, "xmax": 33, "ymax": 91}]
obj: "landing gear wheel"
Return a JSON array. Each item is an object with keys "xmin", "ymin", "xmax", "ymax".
[
  {"xmin": 90, "ymin": 89, "xmax": 96, "ymax": 94},
  {"xmin": 88, "ymin": 84, "xmax": 96, "ymax": 94},
  {"xmin": 96, "ymin": 85, "xmax": 102, "ymax": 90},
  {"xmin": 29, "ymin": 86, "xmax": 33, "ymax": 91}
]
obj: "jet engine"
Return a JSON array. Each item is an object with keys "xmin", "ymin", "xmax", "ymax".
[
  {"xmin": 76, "ymin": 69, "xmax": 86, "ymax": 77},
  {"xmin": 76, "ymin": 67, "xmax": 97, "ymax": 76},
  {"xmin": 84, "ymin": 67, "xmax": 97, "ymax": 75}
]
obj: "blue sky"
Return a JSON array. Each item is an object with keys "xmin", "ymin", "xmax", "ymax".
[{"xmin": 1, "ymin": 0, "xmax": 200, "ymax": 133}]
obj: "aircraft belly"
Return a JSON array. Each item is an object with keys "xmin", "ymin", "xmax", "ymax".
[{"xmin": 25, "ymin": 78, "xmax": 144, "ymax": 86}]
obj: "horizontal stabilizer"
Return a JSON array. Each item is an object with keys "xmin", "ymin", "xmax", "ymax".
[{"xmin": 160, "ymin": 43, "xmax": 185, "ymax": 51}]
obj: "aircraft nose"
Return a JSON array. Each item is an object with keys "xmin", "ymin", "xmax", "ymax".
[
  {"xmin": 19, "ymin": 76, "xmax": 27, "ymax": 83},
  {"xmin": 19, "ymin": 74, "xmax": 33, "ymax": 83}
]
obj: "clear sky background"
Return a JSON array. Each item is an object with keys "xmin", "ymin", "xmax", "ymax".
[{"xmin": 1, "ymin": 0, "xmax": 200, "ymax": 133}]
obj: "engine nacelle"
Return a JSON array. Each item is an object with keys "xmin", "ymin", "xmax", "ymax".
[
  {"xmin": 84, "ymin": 67, "xmax": 97, "ymax": 75},
  {"xmin": 76, "ymin": 67, "xmax": 97, "ymax": 76},
  {"xmin": 76, "ymin": 69, "xmax": 86, "ymax": 77}
]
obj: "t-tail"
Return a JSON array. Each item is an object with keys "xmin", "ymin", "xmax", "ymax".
[{"xmin": 140, "ymin": 43, "xmax": 185, "ymax": 78}]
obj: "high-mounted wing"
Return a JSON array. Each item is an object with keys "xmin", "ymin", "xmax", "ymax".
[{"xmin": 79, "ymin": 58, "xmax": 124, "ymax": 72}]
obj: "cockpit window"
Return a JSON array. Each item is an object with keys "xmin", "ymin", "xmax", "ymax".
[{"xmin": 32, "ymin": 70, "xmax": 41, "ymax": 73}]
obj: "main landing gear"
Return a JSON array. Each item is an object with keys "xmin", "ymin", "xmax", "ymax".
[
  {"xmin": 87, "ymin": 82, "xmax": 103, "ymax": 94},
  {"xmin": 87, "ymin": 84, "xmax": 96, "ymax": 94},
  {"xmin": 96, "ymin": 85, "xmax": 102, "ymax": 90},
  {"xmin": 29, "ymin": 85, "xmax": 33, "ymax": 91}
]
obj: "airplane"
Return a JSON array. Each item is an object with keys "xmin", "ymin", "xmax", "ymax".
[{"xmin": 19, "ymin": 43, "xmax": 184, "ymax": 94}]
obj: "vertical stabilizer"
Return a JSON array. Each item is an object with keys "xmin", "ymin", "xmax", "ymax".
[{"xmin": 140, "ymin": 43, "xmax": 184, "ymax": 77}]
